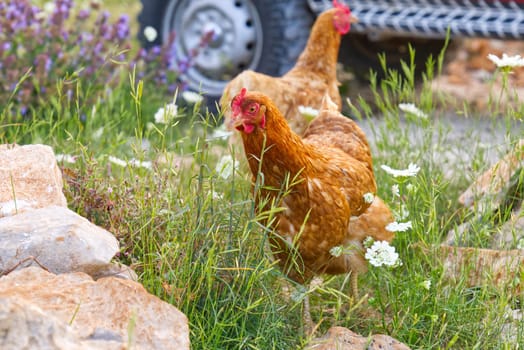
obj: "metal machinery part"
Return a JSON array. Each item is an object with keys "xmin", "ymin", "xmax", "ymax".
[{"xmin": 307, "ymin": 0, "xmax": 524, "ymax": 39}]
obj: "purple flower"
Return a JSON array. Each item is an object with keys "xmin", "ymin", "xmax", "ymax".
[
  {"xmin": 115, "ymin": 15, "xmax": 130, "ymax": 40},
  {"xmin": 77, "ymin": 9, "xmax": 90, "ymax": 20},
  {"xmin": 0, "ymin": 0, "xmax": 203, "ymax": 115},
  {"xmin": 176, "ymin": 57, "xmax": 190, "ymax": 73},
  {"xmin": 151, "ymin": 46, "xmax": 162, "ymax": 56}
]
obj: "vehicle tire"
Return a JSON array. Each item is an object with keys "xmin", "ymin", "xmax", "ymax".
[
  {"xmin": 340, "ymin": 33, "xmax": 450, "ymax": 82},
  {"xmin": 138, "ymin": 0, "xmax": 314, "ymax": 111}
]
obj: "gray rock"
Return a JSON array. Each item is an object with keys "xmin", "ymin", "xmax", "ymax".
[
  {"xmin": 0, "ymin": 206, "xmax": 118, "ymax": 276},
  {"xmin": 458, "ymin": 139, "xmax": 523, "ymax": 213},
  {"xmin": 492, "ymin": 202, "xmax": 524, "ymax": 249},
  {"xmin": 0, "ymin": 267, "xmax": 190, "ymax": 350},
  {"xmin": 0, "ymin": 144, "xmax": 67, "ymax": 217},
  {"xmin": 0, "ymin": 296, "xmax": 123, "ymax": 350}
]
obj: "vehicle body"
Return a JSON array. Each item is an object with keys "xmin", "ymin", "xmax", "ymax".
[{"xmin": 138, "ymin": 0, "xmax": 524, "ymax": 106}]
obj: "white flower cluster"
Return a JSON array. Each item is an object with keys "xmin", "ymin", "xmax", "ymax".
[
  {"xmin": 398, "ymin": 103, "xmax": 428, "ymax": 119},
  {"xmin": 143, "ymin": 26, "xmax": 158, "ymax": 42},
  {"xmin": 381, "ymin": 163, "xmax": 420, "ymax": 178},
  {"xmin": 487, "ymin": 53, "xmax": 524, "ymax": 68},
  {"xmin": 208, "ymin": 124, "xmax": 233, "ymax": 141},
  {"xmin": 391, "ymin": 184, "xmax": 400, "ymax": 197},
  {"xmin": 108, "ymin": 156, "xmax": 152, "ymax": 170},
  {"xmin": 364, "ymin": 240, "xmax": 400, "ymax": 267},
  {"xmin": 420, "ymin": 280, "xmax": 431, "ymax": 291},
  {"xmin": 363, "ymin": 192, "xmax": 375, "ymax": 204},
  {"xmin": 182, "ymin": 91, "xmax": 204, "ymax": 104},
  {"xmin": 386, "ymin": 221, "xmax": 412, "ymax": 232},
  {"xmin": 215, "ymin": 155, "xmax": 238, "ymax": 179},
  {"xmin": 298, "ymin": 105, "xmax": 319, "ymax": 121},
  {"xmin": 154, "ymin": 103, "xmax": 178, "ymax": 124},
  {"xmin": 55, "ymin": 154, "xmax": 77, "ymax": 164},
  {"xmin": 329, "ymin": 245, "xmax": 343, "ymax": 257}
]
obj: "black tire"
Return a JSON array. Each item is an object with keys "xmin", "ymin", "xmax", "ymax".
[
  {"xmin": 138, "ymin": 0, "xmax": 314, "ymax": 111},
  {"xmin": 253, "ymin": 0, "xmax": 314, "ymax": 76},
  {"xmin": 340, "ymin": 33, "xmax": 450, "ymax": 82}
]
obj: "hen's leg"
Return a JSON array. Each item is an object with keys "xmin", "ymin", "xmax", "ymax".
[
  {"xmin": 303, "ymin": 294, "xmax": 313, "ymax": 334},
  {"xmin": 350, "ymin": 271, "xmax": 359, "ymax": 300}
]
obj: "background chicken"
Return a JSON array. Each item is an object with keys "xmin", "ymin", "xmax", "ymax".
[
  {"xmin": 230, "ymin": 88, "xmax": 394, "ymax": 329},
  {"xmin": 221, "ymin": 0, "xmax": 357, "ymax": 136}
]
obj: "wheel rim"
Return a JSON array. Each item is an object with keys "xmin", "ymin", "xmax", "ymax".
[{"xmin": 162, "ymin": 0, "xmax": 263, "ymax": 96}]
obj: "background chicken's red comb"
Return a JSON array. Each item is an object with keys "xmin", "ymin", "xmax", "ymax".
[
  {"xmin": 231, "ymin": 87, "xmax": 247, "ymax": 115},
  {"xmin": 333, "ymin": 0, "xmax": 349, "ymax": 13}
]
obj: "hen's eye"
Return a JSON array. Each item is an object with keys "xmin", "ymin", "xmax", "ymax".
[{"xmin": 248, "ymin": 104, "xmax": 257, "ymax": 113}]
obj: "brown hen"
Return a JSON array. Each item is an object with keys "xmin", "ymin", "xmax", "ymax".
[
  {"xmin": 230, "ymin": 88, "xmax": 394, "ymax": 330},
  {"xmin": 221, "ymin": 0, "xmax": 358, "ymax": 136}
]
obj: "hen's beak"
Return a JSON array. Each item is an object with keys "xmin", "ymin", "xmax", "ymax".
[
  {"xmin": 231, "ymin": 118, "xmax": 244, "ymax": 129},
  {"xmin": 228, "ymin": 114, "xmax": 245, "ymax": 131},
  {"xmin": 350, "ymin": 14, "xmax": 359, "ymax": 23}
]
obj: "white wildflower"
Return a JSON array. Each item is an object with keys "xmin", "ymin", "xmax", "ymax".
[
  {"xmin": 43, "ymin": 2, "xmax": 56, "ymax": 14},
  {"xmin": 406, "ymin": 183, "xmax": 415, "ymax": 192},
  {"xmin": 211, "ymin": 191, "xmax": 223, "ymax": 200},
  {"xmin": 108, "ymin": 156, "xmax": 127, "ymax": 167},
  {"xmin": 386, "ymin": 221, "xmax": 412, "ymax": 232},
  {"xmin": 208, "ymin": 124, "xmax": 233, "ymax": 141},
  {"xmin": 487, "ymin": 53, "xmax": 524, "ymax": 68},
  {"xmin": 154, "ymin": 103, "xmax": 178, "ymax": 124},
  {"xmin": 109, "ymin": 156, "xmax": 152, "ymax": 169},
  {"xmin": 420, "ymin": 280, "xmax": 431, "ymax": 291},
  {"xmin": 329, "ymin": 245, "xmax": 343, "ymax": 257},
  {"xmin": 398, "ymin": 103, "xmax": 428, "ymax": 119},
  {"xmin": 381, "ymin": 163, "xmax": 420, "ymax": 178},
  {"xmin": 215, "ymin": 155, "xmax": 237, "ymax": 179},
  {"xmin": 128, "ymin": 158, "xmax": 153, "ymax": 170},
  {"xmin": 363, "ymin": 236, "xmax": 374, "ymax": 249},
  {"xmin": 182, "ymin": 91, "xmax": 204, "ymax": 104},
  {"xmin": 143, "ymin": 26, "xmax": 158, "ymax": 42},
  {"xmin": 363, "ymin": 192, "xmax": 374, "ymax": 204},
  {"xmin": 35, "ymin": 2, "xmax": 55, "ymax": 19},
  {"xmin": 391, "ymin": 184, "xmax": 400, "ymax": 197},
  {"xmin": 55, "ymin": 154, "xmax": 76, "ymax": 164},
  {"xmin": 365, "ymin": 241, "xmax": 400, "ymax": 267},
  {"xmin": 298, "ymin": 105, "xmax": 319, "ymax": 121},
  {"xmin": 396, "ymin": 204, "xmax": 410, "ymax": 221},
  {"xmin": 92, "ymin": 127, "xmax": 104, "ymax": 140}
]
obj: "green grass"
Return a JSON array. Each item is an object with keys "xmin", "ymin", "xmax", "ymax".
[{"xmin": 2, "ymin": 13, "xmax": 524, "ymax": 349}]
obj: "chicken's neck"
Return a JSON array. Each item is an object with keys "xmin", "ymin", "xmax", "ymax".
[
  {"xmin": 241, "ymin": 118, "xmax": 312, "ymax": 189},
  {"xmin": 286, "ymin": 14, "xmax": 341, "ymax": 79}
]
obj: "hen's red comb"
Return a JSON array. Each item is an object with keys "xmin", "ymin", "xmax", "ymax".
[
  {"xmin": 231, "ymin": 87, "xmax": 247, "ymax": 116},
  {"xmin": 333, "ymin": 0, "xmax": 349, "ymax": 13},
  {"xmin": 332, "ymin": 0, "xmax": 351, "ymax": 34}
]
